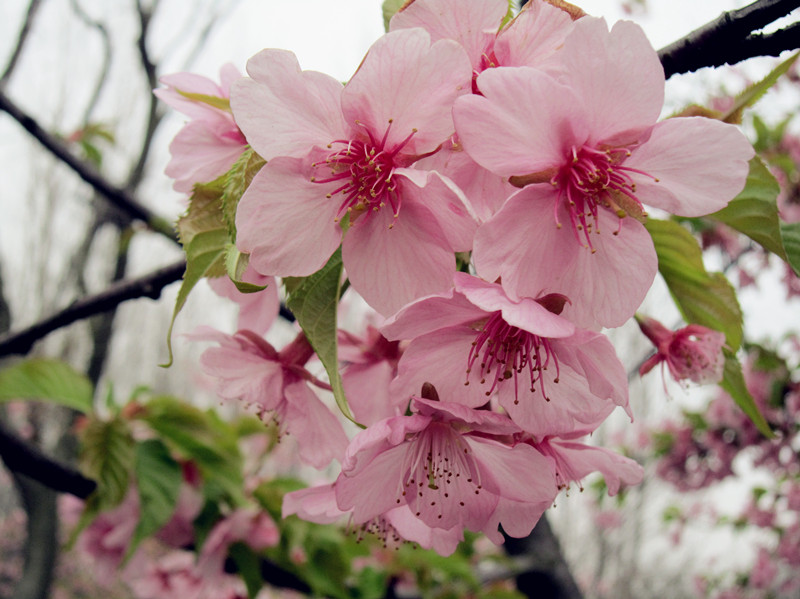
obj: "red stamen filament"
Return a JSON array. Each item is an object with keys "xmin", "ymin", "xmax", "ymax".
[
  {"xmin": 465, "ymin": 312, "xmax": 560, "ymax": 404},
  {"xmin": 552, "ymin": 145, "xmax": 658, "ymax": 250},
  {"xmin": 311, "ymin": 119, "xmax": 417, "ymax": 225}
]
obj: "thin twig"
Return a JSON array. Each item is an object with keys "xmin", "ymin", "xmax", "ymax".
[
  {"xmin": 0, "ymin": 0, "xmax": 44, "ymax": 87},
  {"xmin": 658, "ymin": 0, "xmax": 800, "ymax": 78},
  {"xmin": 0, "ymin": 90, "xmax": 177, "ymax": 242},
  {"xmin": 0, "ymin": 260, "xmax": 185, "ymax": 358}
]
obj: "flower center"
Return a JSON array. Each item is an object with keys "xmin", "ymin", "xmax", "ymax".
[
  {"xmin": 311, "ymin": 120, "xmax": 416, "ymax": 225},
  {"xmin": 552, "ymin": 144, "xmax": 657, "ymax": 250},
  {"xmin": 466, "ymin": 312, "xmax": 559, "ymax": 404},
  {"xmin": 396, "ymin": 423, "xmax": 482, "ymax": 520}
]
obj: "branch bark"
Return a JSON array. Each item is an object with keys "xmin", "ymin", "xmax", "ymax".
[
  {"xmin": 0, "ymin": 421, "xmax": 96, "ymax": 499},
  {"xmin": 0, "ymin": 0, "xmax": 44, "ymax": 87},
  {"xmin": 0, "ymin": 90, "xmax": 177, "ymax": 242},
  {"xmin": 658, "ymin": 0, "xmax": 800, "ymax": 78},
  {"xmin": 0, "ymin": 260, "xmax": 185, "ymax": 358}
]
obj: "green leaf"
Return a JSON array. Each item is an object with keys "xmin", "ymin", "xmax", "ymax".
[
  {"xmin": 719, "ymin": 51, "xmax": 799, "ymax": 124},
  {"xmin": 125, "ymin": 439, "xmax": 183, "ymax": 561},
  {"xmin": 162, "ymin": 229, "xmax": 228, "ymax": 366},
  {"xmin": 780, "ymin": 221, "xmax": 800, "ymax": 276},
  {"xmin": 286, "ymin": 248, "xmax": 356, "ymax": 423},
  {"xmin": 253, "ymin": 478, "xmax": 306, "ymax": 521},
  {"xmin": 710, "ymin": 158, "xmax": 783, "ymax": 254},
  {"xmin": 381, "ymin": 0, "xmax": 405, "ymax": 31},
  {"xmin": 162, "ymin": 176, "xmax": 231, "ymax": 367},
  {"xmin": 229, "ymin": 542, "xmax": 263, "ymax": 599},
  {"xmin": 176, "ymin": 90, "xmax": 231, "ymax": 112},
  {"xmin": 225, "ymin": 245, "xmax": 268, "ymax": 293},
  {"xmin": 646, "ymin": 219, "xmax": 743, "ymax": 350},
  {"xmin": 221, "ymin": 148, "xmax": 266, "ymax": 240},
  {"xmin": 0, "ymin": 358, "xmax": 93, "ymax": 414},
  {"xmin": 719, "ymin": 350, "xmax": 773, "ymax": 438},
  {"xmin": 138, "ymin": 396, "xmax": 244, "ymax": 503},
  {"xmin": 79, "ymin": 417, "xmax": 136, "ymax": 510}
]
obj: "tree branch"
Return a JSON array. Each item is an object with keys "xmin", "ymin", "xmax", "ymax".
[
  {"xmin": 0, "ymin": 90, "xmax": 177, "ymax": 242},
  {"xmin": 0, "ymin": 421, "xmax": 96, "ymax": 499},
  {"xmin": 0, "ymin": 260, "xmax": 185, "ymax": 358},
  {"xmin": 658, "ymin": 0, "xmax": 800, "ymax": 78}
]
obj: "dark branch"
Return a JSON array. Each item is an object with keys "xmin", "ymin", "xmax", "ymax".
[
  {"xmin": 0, "ymin": 260, "xmax": 185, "ymax": 358},
  {"xmin": 0, "ymin": 421, "xmax": 96, "ymax": 499},
  {"xmin": 658, "ymin": 0, "xmax": 800, "ymax": 78},
  {"xmin": 0, "ymin": 90, "xmax": 177, "ymax": 242},
  {"xmin": 0, "ymin": 0, "xmax": 44, "ymax": 87}
]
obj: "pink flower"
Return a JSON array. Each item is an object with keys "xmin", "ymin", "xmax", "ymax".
[
  {"xmin": 391, "ymin": 0, "xmax": 575, "ymax": 82},
  {"xmin": 191, "ymin": 327, "xmax": 348, "ymax": 469},
  {"xmin": 231, "ymin": 29, "xmax": 477, "ymax": 315},
  {"xmin": 382, "ymin": 273, "xmax": 630, "ymax": 437},
  {"xmin": 197, "ymin": 507, "xmax": 279, "ymax": 575},
  {"xmin": 637, "ymin": 316, "xmax": 726, "ymax": 385},
  {"xmin": 155, "ymin": 64, "xmax": 247, "ymax": 192},
  {"xmin": 391, "ymin": 0, "xmax": 575, "ymax": 222},
  {"xmin": 334, "ymin": 395, "xmax": 558, "ymax": 543},
  {"xmin": 454, "ymin": 17, "xmax": 754, "ymax": 328}
]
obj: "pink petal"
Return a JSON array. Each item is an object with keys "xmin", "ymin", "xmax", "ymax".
[
  {"xmin": 393, "ymin": 169, "xmax": 478, "ymax": 252},
  {"xmin": 207, "ymin": 270, "xmax": 279, "ymax": 336},
  {"xmin": 625, "ymin": 117, "xmax": 754, "ymax": 216},
  {"xmin": 553, "ymin": 330, "xmax": 630, "ymax": 417},
  {"xmin": 341, "ymin": 29, "xmax": 472, "ymax": 156},
  {"xmin": 283, "ymin": 381, "xmax": 349, "ymax": 469},
  {"xmin": 389, "ymin": 0, "xmax": 506, "ymax": 70},
  {"xmin": 546, "ymin": 438, "xmax": 644, "ymax": 495},
  {"xmin": 199, "ymin": 346, "xmax": 284, "ymax": 411},
  {"xmin": 342, "ymin": 361, "xmax": 404, "ymax": 427},
  {"xmin": 557, "ymin": 18, "xmax": 664, "ymax": 145},
  {"xmin": 165, "ymin": 121, "xmax": 245, "ymax": 192},
  {"xmin": 474, "ymin": 188, "xmax": 657, "ymax": 329},
  {"xmin": 235, "ymin": 156, "xmax": 342, "ymax": 277},
  {"xmin": 385, "ymin": 507, "xmax": 464, "ymax": 556},
  {"xmin": 341, "ymin": 414, "xmax": 431, "ymax": 475},
  {"xmin": 343, "ymin": 201, "xmax": 456, "ymax": 316},
  {"xmin": 391, "ymin": 327, "xmax": 491, "ymax": 409},
  {"xmin": 231, "ymin": 49, "xmax": 346, "ymax": 160},
  {"xmin": 494, "ymin": 0, "xmax": 574, "ymax": 68},
  {"xmin": 414, "ymin": 143, "xmax": 515, "ymax": 222},
  {"xmin": 454, "ymin": 67, "xmax": 583, "ymax": 177},
  {"xmin": 468, "ymin": 437, "xmax": 557, "ymax": 504},
  {"xmin": 282, "ymin": 484, "xmax": 345, "ymax": 524},
  {"xmin": 335, "ymin": 442, "xmax": 410, "ymax": 523},
  {"xmin": 381, "ymin": 287, "xmax": 486, "ymax": 341},
  {"xmin": 454, "ymin": 273, "xmax": 575, "ymax": 338}
]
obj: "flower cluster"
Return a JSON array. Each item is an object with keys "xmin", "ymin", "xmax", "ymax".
[{"xmin": 158, "ymin": 0, "xmax": 753, "ymax": 554}]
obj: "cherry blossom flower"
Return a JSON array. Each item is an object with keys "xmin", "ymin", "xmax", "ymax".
[
  {"xmin": 334, "ymin": 395, "xmax": 558, "ymax": 543},
  {"xmin": 636, "ymin": 315, "xmax": 726, "ymax": 385},
  {"xmin": 155, "ymin": 64, "xmax": 247, "ymax": 192},
  {"xmin": 454, "ymin": 17, "xmax": 754, "ymax": 327},
  {"xmin": 382, "ymin": 273, "xmax": 630, "ymax": 437},
  {"xmin": 190, "ymin": 326, "xmax": 347, "ymax": 468},
  {"xmin": 391, "ymin": 0, "xmax": 576, "ymax": 221},
  {"xmin": 391, "ymin": 0, "xmax": 575, "ymax": 82},
  {"xmin": 231, "ymin": 29, "xmax": 477, "ymax": 315}
]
